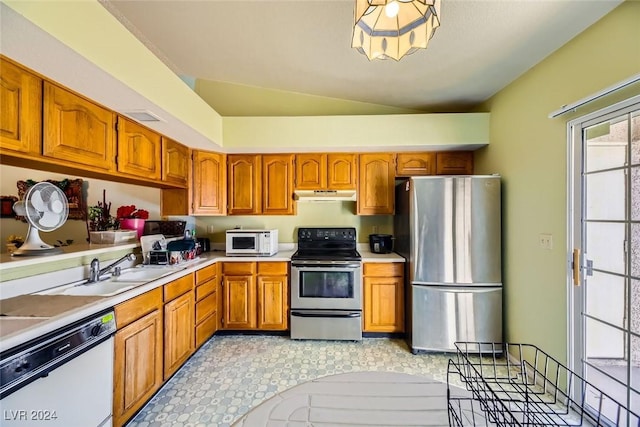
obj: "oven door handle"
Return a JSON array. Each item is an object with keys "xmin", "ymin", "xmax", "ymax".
[{"xmin": 291, "ymin": 311, "xmax": 361, "ymax": 318}]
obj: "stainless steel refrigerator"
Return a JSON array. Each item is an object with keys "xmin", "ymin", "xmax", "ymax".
[{"xmin": 394, "ymin": 176, "xmax": 502, "ymax": 353}]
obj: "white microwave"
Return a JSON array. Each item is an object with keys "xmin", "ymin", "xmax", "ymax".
[{"xmin": 225, "ymin": 229, "xmax": 278, "ymax": 256}]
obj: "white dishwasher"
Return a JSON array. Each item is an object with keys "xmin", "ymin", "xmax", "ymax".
[{"xmin": 0, "ymin": 310, "xmax": 116, "ymax": 427}]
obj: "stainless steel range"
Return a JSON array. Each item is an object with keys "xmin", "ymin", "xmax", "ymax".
[{"xmin": 290, "ymin": 227, "xmax": 363, "ymax": 341}]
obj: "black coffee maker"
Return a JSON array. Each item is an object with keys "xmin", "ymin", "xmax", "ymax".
[{"xmin": 368, "ymin": 234, "xmax": 394, "ymax": 254}]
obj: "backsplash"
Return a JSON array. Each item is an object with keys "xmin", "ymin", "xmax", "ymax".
[{"xmin": 192, "ymin": 203, "xmax": 393, "ymax": 243}]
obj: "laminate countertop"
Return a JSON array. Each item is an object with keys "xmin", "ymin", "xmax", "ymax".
[{"xmin": 0, "ymin": 248, "xmax": 404, "ymax": 352}]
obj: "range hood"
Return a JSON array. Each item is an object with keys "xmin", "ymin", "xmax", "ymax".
[{"xmin": 294, "ymin": 190, "xmax": 357, "ymax": 202}]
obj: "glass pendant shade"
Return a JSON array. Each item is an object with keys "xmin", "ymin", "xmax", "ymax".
[{"xmin": 352, "ymin": 0, "xmax": 441, "ymax": 61}]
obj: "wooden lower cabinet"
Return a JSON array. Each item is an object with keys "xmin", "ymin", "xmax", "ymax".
[
  {"xmin": 113, "ymin": 289, "xmax": 163, "ymax": 427},
  {"xmin": 363, "ymin": 263, "xmax": 405, "ymax": 333},
  {"xmin": 163, "ymin": 275, "xmax": 195, "ymax": 380},
  {"xmin": 222, "ymin": 261, "xmax": 288, "ymax": 331},
  {"xmin": 195, "ymin": 264, "xmax": 219, "ymax": 348}
]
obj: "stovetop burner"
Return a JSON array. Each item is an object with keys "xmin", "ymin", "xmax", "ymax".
[{"xmin": 292, "ymin": 227, "xmax": 361, "ymax": 261}]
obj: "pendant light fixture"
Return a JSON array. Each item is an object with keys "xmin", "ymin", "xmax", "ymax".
[{"xmin": 352, "ymin": 0, "xmax": 441, "ymax": 61}]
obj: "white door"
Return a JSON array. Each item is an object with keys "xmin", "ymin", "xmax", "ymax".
[{"xmin": 569, "ymin": 96, "xmax": 640, "ymax": 425}]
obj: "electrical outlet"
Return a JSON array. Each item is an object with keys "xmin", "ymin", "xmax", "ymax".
[
  {"xmin": 207, "ymin": 225, "xmax": 215, "ymax": 233},
  {"xmin": 539, "ymin": 233, "xmax": 553, "ymax": 250}
]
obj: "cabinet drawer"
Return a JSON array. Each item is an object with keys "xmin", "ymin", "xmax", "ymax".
[
  {"xmin": 222, "ymin": 262, "xmax": 256, "ymax": 275},
  {"xmin": 196, "ymin": 279, "xmax": 217, "ymax": 301},
  {"xmin": 195, "ymin": 292, "xmax": 217, "ymax": 324},
  {"xmin": 115, "ymin": 287, "xmax": 162, "ymax": 328},
  {"xmin": 196, "ymin": 264, "xmax": 217, "ymax": 284},
  {"xmin": 363, "ymin": 263, "xmax": 404, "ymax": 277},
  {"xmin": 164, "ymin": 273, "xmax": 194, "ymax": 302},
  {"xmin": 195, "ymin": 314, "xmax": 217, "ymax": 348},
  {"xmin": 257, "ymin": 262, "xmax": 288, "ymax": 276}
]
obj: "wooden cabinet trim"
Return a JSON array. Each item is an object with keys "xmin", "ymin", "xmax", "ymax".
[
  {"xmin": 196, "ymin": 264, "xmax": 217, "ymax": 284},
  {"xmin": 363, "ymin": 262, "xmax": 404, "ymax": 277},
  {"xmin": 164, "ymin": 273, "xmax": 194, "ymax": 302},
  {"xmin": 222, "ymin": 262, "xmax": 256, "ymax": 275},
  {"xmin": 257, "ymin": 262, "xmax": 288, "ymax": 276},
  {"xmin": 115, "ymin": 288, "xmax": 162, "ymax": 329}
]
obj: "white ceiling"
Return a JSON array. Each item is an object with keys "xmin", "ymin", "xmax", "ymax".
[{"xmin": 102, "ymin": 0, "xmax": 622, "ymax": 113}]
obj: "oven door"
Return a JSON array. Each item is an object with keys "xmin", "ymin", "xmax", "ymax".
[{"xmin": 291, "ymin": 262, "xmax": 362, "ymax": 310}]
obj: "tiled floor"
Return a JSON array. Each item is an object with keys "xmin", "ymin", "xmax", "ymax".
[{"xmin": 126, "ymin": 335, "xmax": 453, "ymax": 427}]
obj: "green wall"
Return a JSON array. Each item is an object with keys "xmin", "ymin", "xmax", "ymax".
[{"xmin": 474, "ymin": 0, "xmax": 640, "ymax": 362}]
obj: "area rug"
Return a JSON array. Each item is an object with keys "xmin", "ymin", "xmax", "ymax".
[{"xmin": 232, "ymin": 371, "xmax": 472, "ymax": 426}]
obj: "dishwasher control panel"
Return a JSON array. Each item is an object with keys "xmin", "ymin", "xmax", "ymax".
[{"xmin": 0, "ymin": 310, "xmax": 116, "ymax": 398}]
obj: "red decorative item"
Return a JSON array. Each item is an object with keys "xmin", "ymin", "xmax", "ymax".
[
  {"xmin": 116, "ymin": 205, "xmax": 149, "ymax": 220},
  {"xmin": 116, "ymin": 205, "xmax": 149, "ymax": 239}
]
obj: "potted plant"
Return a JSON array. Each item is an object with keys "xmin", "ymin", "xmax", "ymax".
[{"xmin": 116, "ymin": 205, "xmax": 149, "ymax": 239}]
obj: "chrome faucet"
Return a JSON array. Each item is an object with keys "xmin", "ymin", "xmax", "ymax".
[{"xmin": 88, "ymin": 253, "xmax": 137, "ymax": 283}]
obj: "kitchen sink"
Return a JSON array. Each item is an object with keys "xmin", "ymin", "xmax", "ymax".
[
  {"xmin": 111, "ymin": 267, "xmax": 176, "ymax": 283},
  {"xmin": 40, "ymin": 266, "xmax": 183, "ymax": 297},
  {"xmin": 49, "ymin": 280, "xmax": 138, "ymax": 297}
]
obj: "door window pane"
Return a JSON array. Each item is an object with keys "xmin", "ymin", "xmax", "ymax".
[
  {"xmin": 585, "ymin": 222, "xmax": 626, "ymax": 275},
  {"xmin": 585, "ymin": 271, "xmax": 625, "ymax": 330},
  {"xmin": 585, "ymin": 169, "xmax": 626, "ymax": 220},
  {"xmin": 631, "ymin": 111, "xmax": 640, "ymax": 166},
  {"xmin": 633, "ymin": 167, "xmax": 640, "ymax": 221},
  {"xmin": 585, "ymin": 117, "xmax": 628, "ymax": 172}
]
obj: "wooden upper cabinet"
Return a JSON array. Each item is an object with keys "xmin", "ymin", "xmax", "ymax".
[
  {"xmin": 116, "ymin": 117, "xmax": 162, "ymax": 180},
  {"xmin": 295, "ymin": 154, "xmax": 327, "ymax": 189},
  {"xmin": 192, "ymin": 150, "xmax": 226, "ymax": 215},
  {"xmin": 0, "ymin": 57, "xmax": 42, "ymax": 156},
  {"xmin": 357, "ymin": 153, "xmax": 395, "ymax": 215},
  {"xmin": 327, "ymin": 153, "xmax": 357, "ymax": 189},
  {"xmin": 228, "ymin": 154, "xmax": 261, "ymax": 215},
  {"xmin": 43, "ymin": 82, "xmax": 116, "ymax": 172},
  {"xmin": 262, "ymin": 154, "xmax": 295, "ymax": 215},
  {"xmin": 162, "ymin": 137, "xmax": 189, "ymax": 187},
  {"xmin": 295, "ymin": 153, "xmax": 357, "ymax": 190},
  {"xmin": 436, "ymin": 151, "xmax": 474, "ymax": 175},
  {"xmin": 396, "ymin": 152, "xmax": 435, "ymax": 176}
]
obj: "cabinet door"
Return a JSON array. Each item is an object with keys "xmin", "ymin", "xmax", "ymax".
[
  {"xmin": 363, "ymin": 276, "xmax": 404, "ymax": 333},
  {"xmin": 0, "ymin": 57, "xmax": 42, "ymax": 156},
  {"xmin": 436, "ymin": 151, "xmax": 474, "ymax": 175},
  {"xmin": 43, "ymin": 82, "xmax": 116, "ymax": 171},
  {"xmin": 295, "ymin": 154, "xmax": 327, "ymax": 189},
  {"xmin": 162, "ymin": 137, "xmax": 189, "ymax": 187},
  {"xmin": 363, "ymin": 263, "xmax": 404, "ymax": 333},
  {"xmin": 113, "ymin": 310, "xmax": 163, "ymax": 427},
  {"xmin": 327, "ymin": 153, "xmax": 357, "ymax": 189},
  {"xmin": 357, "ymin": 153, "xmax": 395, "ymax": 215},
  {"xmin": 192, "ymin": 150, "xmax": 226, "ymax": 215},
  {"xmin": 116, "ymin": 117, "xmax": 161, "ymax": 180},
  {"xmin": 257, "ymin": 275, "xmax": 288, "ymax": 330},
  {"xmin": 396, "ymin": 152, "xmax": 435, "ymax": 176},
  {"xmin": 222, "ymin": 274, "xmax": 256, "ymax": 329},
  {"xmin": 228, "ymin": 154, "xmax": 261, "ymax": 215},
  {"xmin": 164, "ymin": 291, "xmax": 195, "ymax": 380},
  {"xmin": 263, "ymin": 154, "xmax": 295, "ymax": 215}
]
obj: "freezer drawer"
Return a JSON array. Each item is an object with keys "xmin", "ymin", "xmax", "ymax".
[{"xmin": 410, "ymin": 285, "xmax": 502, "ymax": 353}]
